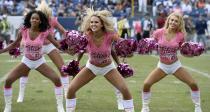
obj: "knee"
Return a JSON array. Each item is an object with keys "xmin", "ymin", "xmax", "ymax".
[
  {"xmin": 143, "ymin": 81, "xmax": 152, "ymax": 89},
  {"xmin": 142, "ymin": 81, "xmax": 153, "ymax": 92},
  {"xmin": 66, "ymin": 84, "xmax": 77, "ymax": 98},
  {"xmin": 188, "ymin": 81, "xmax": 199, "ymax": 90},
  {"xmin": 52, "ymin": 76, "xmax": 62, "ymax": 87},
  {"xmin": 4, "ymin": 78, "xmax": 13, "ymax": 88}
]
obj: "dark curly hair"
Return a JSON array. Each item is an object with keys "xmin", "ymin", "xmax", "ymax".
[{"xmin": 23, "ymin": 10, "xmax": 50, "ymax": 32}]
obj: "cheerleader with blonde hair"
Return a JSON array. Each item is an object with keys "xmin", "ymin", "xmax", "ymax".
[
  {"xmin": 140, "ymin": 12, "xmax": 202, "ymax": 112},
  {"xmin": 66, "ymin": 8, "xmax": 135, "ymax": 112}
]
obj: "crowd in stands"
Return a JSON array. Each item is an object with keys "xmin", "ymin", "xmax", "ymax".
[
  {"xmin": 0, "ymin": 0, "xmax": 210, "ymax": 49},
  {"xmin": 0, "ymin": 0, "xmax": 141, "ymax": 18}
]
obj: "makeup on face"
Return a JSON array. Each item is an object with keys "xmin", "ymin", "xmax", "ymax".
[
  {"xmin": 30, "ymin": 13, "xmax": 41, "ymax": 27},
  {"xmin": 168, "ymin": 15, "xmax": 179, "ymax": 30},
  {"xmin": 90, "ymin": 16, "xmax": 103, "ymax": 32}
]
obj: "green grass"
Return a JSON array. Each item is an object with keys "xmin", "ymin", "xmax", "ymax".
[{"xmin": 0, "ymin": 53, "xmax": 210, "ymax": 112}]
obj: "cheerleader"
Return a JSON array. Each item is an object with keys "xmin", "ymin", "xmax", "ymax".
[
  {"xmin": 0, "ymin": 10, "xmax": 65, "ymax": 112},
  {"xmin": 140, "ymin": 12, "xmax": 202, "ymax": 112},
  {"xmin": 65, "ymin": 8, "xmax": 135, "ymax": 112},
  {"xmin": 17, "ymin": 0, "xmax": 69, "ymax": 103}
]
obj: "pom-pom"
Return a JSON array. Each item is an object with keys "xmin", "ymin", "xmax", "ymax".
[
  {"xmin": 137, "ymin": 38, "xmax": 158, "ymax": 54},
  {"xmin": 180, "ymin": 42, "xmax": 205, "ymax": 57},
  {"xmin": 0, "ymin": 41, "xmax": 3, "ymax": 50},
  {"xmin": 61, "ymin": 60, "xmax": 80, "ymax": 76},
  {"xmin": 59, "ymin": 39, "xmax": 68, "ymax": 51},
  {"xmin": 117, "ymin": 63, "xmax": 134, "ymax": 78},
  {"xmin": 9, "ymin": 47, "xmax": 21, "ymax": 58},
  {"xmin": 114, "ymin": 39, "xmax": 137, "ymax": 58},
  {"xmin": 7, "ymin": 40, "xmax": 21, "ymax": 58},
  {"xmin": 63, "ymin": 30, "xmax": 88, "ymax": 55}
]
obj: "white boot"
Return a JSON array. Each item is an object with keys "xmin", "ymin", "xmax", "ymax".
[
  {"xmin": 66, "ymin": 107, "xmax": 75, "ymax": 112},
  {"xmin": 17, "ymin": 76, "xmax": 28, "ymax": 102},
  {"xmin": 114, "ymin": 88, "xmax": 124, "ymax": 110},
  {"xmin": 61, "ymin": 76, "xmax": 70, "ymax": 98},
  {"xmin": 141, "ymin": 104, "xmax": 149, "ymax": 112},
  {"xmin": 55, "ymin": 87, "xmax": 65, "ymax": 112},
  {"xmin": 123, "ymin": 99, "xmax": 135, "ymax": 112},
  {"xmin": 56, "ymin": 95, "xmax": 65, "ymax": 112},
  {"xmin": 141, "ymin": 92, "xmax": 151, "ymax": 112},
  {"xmin": 195, "ymin": 105, "xmax": 202, "ymax": 112},
  {"xmin": 66, "ymin": 98, "xmax": 76, "ymax": 112},
  {"xmin": 191, "ymin": 90, "xmax": 202, "ymax": 112},
  {"xmin": 4, "ymin": 95, "xmax": 12, "ymax": 112},
  {"xmin": 17, "ymin": 86, "xmax": 25, "ymax": 102}
]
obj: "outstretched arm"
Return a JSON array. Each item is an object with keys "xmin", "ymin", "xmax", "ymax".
[{"xmin": 0, "ymin": 31, "xmax": 22, "ymax": 54}]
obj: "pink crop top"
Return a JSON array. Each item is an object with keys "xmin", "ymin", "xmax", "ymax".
[
  {"xmin": 153, "ymin": 28, "xmax": 184, "ymax": 64},
  {"xmin": 21, "ymin": 27, "xmax": 49, "ymax": 60},
  {"xmin": 86, "ymin": 32, "xmax": 119, "ymax": 65}
]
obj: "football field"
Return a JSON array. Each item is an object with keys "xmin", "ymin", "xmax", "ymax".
[{"xmin": 0, "ymin": 53, "xmax": 210, "ymax": 112}]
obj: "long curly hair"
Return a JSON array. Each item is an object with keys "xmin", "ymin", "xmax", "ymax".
[
  {"xmin": 36, "ymin": 0, "xmax": 52, "ymax": 18},
  {"xmin": 23, "ymin": 10, "xmax": 50, "ymax": 32},
  {"xmin": 163, "ymin": 12, "xmax": 186, "ymax": 35},
  {"xmin": 80, "ymin": 8, "xmax": 115, "ymax": 33}
]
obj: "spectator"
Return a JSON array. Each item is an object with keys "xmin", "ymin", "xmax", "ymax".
[
  {"xmin": 141, "ymin": 13, "xmax": 153, "ymax": 39},
  {"xmin": 195, "ymin": 14, "xmax": 208, "ymax": 51},
  {"xmin": 0, "ymin": 14, "xmax": 10, "ymax": 45},
  {"xmin": 184, "ymin": 15, "xmax": 196, "ymax": 41}
]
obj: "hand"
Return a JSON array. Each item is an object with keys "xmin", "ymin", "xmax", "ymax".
[{"xmin": 64, "ymin": 48, "xmax": 75, "ymax": 55}]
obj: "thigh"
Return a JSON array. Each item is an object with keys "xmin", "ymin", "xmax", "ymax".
[
  {"xmin": 6, "ymin": 63, "xmax": 30, "ymax": 83},
  {"xmin": 144, "ymin": 68, "xmax": 167, "ymax": 85},
  {"xmin": 104, "ymin": 69, "xmax": 128, "ymax": 89},
  {"xmin": 173, "ymin": 67, "xmax": 196, "ymax": 84},
  {"xmin": 47, "ymin": 49, "xmax": 64, "ymax": 69},
  {"xmin": 69, "ymin": 67, "xmax": 96, "ymax": 91},
  {"xmin": 36, "ymin": 63, "xmax": 59, "ymax": 80}
]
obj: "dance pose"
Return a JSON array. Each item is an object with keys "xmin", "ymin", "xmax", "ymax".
[
  {"xmin": 0, "ymin": 10, "xmax": 65, "ymax": 112},
  {"xmin": 65, "ymin": 8, "xmax": 135, "ymax": 112},
  {"xmin": 140, "ymin": 12, "xmax": 202, "ymax": 112},
  {"xmin": 17, "ymin": 0, "xmax": 69, "ymax": 103}
]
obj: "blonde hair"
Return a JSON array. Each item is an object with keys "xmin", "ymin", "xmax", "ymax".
[
  {"xmin": 80, "ymin": 8, "xmax": 115, "ymax": 33},
  {"xmin": 36, "ymin": 0, "xmax": 52, "ymax": 18},
  {"xmin": 163, "ymin": 12, "xmax": 186, "ymax": 35}
]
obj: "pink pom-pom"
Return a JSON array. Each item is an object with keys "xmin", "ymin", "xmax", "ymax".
[
  {"xmin": 0, "ymin": 41, "xmax": 3, "ymax": 50},
  {"xmin": 61, "ymin": 60, "xmax": 80, "ymax": 76},
  {"xmin": 64, "ymin": 30, "xmax": 88, "ymax": 55},
  {"xmin": 117, "ymin": 63, "xmax": 134, "ymax": 78},
  {"xmin": 114, "ymin": 39, "xmax": 137, "ymax": 58},
  {"xmin": 59, "ymin": 39, "xmax": 68, "ymax": 51},
  {"xmin": 137, "ymin": 38, "xmax": 158, "ymax": 54},
  {"xmin": 180, "ymin": 42, "xmax": 205, "ymax": 57},
  {"xmin": 9, "ymin": 47, "xmax": 21, "ymax": 58}
]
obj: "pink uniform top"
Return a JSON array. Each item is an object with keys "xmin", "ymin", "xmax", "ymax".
[
  {"xmin": 21, "ymin": 27, "xmax": 49, "ymax": 60},
  {"xmin": 153, "ymin": 28, "xmax": 184, "ymax": 64},
  {"xmin": 86, "ymin": 32, "xmax": 119, "ymax": 66},
  {"xmin": 44, "ymin": 17, "xmax": 58, "ymax": 45}
]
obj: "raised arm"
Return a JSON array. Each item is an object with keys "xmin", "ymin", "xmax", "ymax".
[{"xmin": 55, "ymin": 21, "xmax": 66, "ymax": 36}]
